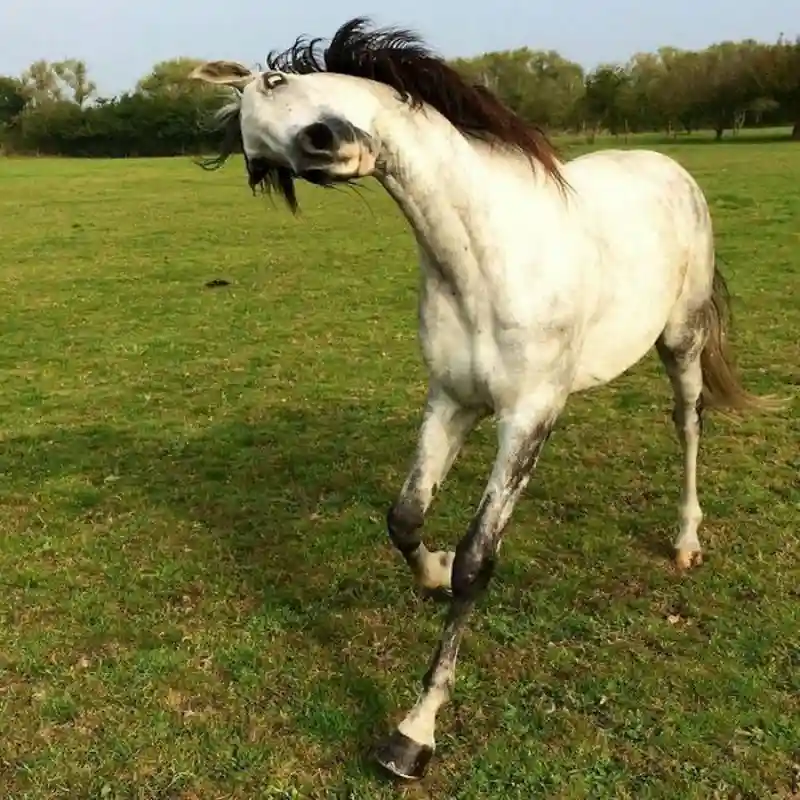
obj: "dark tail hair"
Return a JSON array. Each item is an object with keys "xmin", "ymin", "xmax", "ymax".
[{"xmin": 700, "ymin": 265, "xmax": 787, "ymax": 413}]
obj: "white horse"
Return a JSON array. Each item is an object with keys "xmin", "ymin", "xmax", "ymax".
[{"xmin": 190, "ymin": 18, "xmax": 777, "ymax": 781}]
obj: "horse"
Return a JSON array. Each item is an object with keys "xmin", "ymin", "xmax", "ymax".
[{"xmin": 188, "ymin": 17, "xmax": 779, "ymax": 781}]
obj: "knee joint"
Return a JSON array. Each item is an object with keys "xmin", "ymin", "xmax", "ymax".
[
  {"xmin": 672, "ymin": 395, "xmax": 704, "ymax": 434},
  {"xmin": 387, "ymin": 502, "xmax": 424, "ymax": 556}
]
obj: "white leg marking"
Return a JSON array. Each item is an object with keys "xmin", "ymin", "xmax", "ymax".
[
  {"xmin": 397, "ymin": 686, "xmax": 447, "ymax": 749},
  {"xmin": 414, "ymin": 548, "xmax": 455, "ymax": 592}
]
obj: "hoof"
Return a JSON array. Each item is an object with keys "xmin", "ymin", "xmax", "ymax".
[
  {"xmin": 675, "ymin": 548, "xmax": 703, "ymax": 570},
  {"xmin": 374, "ymin": 730, "xmax": 434, "ymax": 781}
]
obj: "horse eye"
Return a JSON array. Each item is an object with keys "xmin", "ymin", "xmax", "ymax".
[{"xmin": 262, "ymin": 72, "xmax": 286, "ymax": 90}]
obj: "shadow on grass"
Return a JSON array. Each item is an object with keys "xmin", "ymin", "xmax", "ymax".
[
  {"xmin": 1, "ymin": 400, "xmax": 689, "ymax": 603},
  {"xmin": 2, "ymin": 406, "xmax": 420, "ymax": 761}
]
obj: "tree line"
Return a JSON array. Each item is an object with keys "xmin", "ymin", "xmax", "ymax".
[
  {"xmin": 1, "ymin": 36, "xmax": 798, "ymax": 158},
  {"xmin": 451, "ymin": 36, "xmax": 799, "ymax": 140}
]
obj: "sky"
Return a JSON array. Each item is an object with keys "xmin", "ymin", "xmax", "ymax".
[{"xmin": 1, "ymin": 0, "xmax": 794, "ymax": 96}]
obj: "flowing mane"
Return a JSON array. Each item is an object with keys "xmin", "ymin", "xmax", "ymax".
[
  {"xmin": 266, "ymin": 17, "xmax": 564, "ymax": 181},
  {"xmin": 199, "ymin": 17, "xmax": 564, "ymax": 206}
]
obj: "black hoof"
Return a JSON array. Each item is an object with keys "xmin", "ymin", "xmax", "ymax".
[{"xmin": 373, "ymin": 730, "xmax": 434, "ymax": 781}]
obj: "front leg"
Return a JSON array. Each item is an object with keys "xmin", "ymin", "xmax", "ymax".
[
  {"xmin": 387, "ymin": 382, "xmax": 485, "ymax": 595},
  {"xmin": 376, "ymin": 391, "xmax": 564, "ymax": 780}
]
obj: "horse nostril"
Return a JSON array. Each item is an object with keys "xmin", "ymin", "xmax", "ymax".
[{"xmin": 302, "ymin": 122, "xmax": 336, "ymax": 153}]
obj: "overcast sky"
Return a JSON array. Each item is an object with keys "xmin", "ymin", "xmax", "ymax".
[{"xmin": 1, "ymin": 0, "xmax": 794, "ymax": 96}]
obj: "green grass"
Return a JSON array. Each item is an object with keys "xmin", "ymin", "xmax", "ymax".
[{"xmin": 0, "ymin": 136, "xmax": 798, "ymax": 799}]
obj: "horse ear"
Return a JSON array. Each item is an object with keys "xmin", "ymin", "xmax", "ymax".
[{"xmin": 190, "ymin": 60, "xmax": 255, "ymax": 89}]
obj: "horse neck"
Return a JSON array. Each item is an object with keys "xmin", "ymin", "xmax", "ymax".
[{"xmin": 372, "ymin": 107, "xmax": 559, "ymax": 295}]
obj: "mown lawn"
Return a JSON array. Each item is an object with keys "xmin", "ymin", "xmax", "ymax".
[{"xmin": 0, "ymin": 136, "xmax": 798, "ymax": 799}]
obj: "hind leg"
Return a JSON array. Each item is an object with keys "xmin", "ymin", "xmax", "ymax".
[{"xmin": 656, "ymin": 330, "xmax": 706, "ymax": 570}]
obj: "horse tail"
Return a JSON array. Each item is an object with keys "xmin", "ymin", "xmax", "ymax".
[{"xmin": 700, "ymin": 264, "xmax": 787, "ymax": 414}]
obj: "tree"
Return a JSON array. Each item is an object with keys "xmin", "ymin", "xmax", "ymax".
[
  {"xmin": 19, "ymin": 59, "xmax": 63, "ymax": 105},
  {"xmin": 0, "ymin": 76, "xmax": 26, "ymax": 127},
  {"xmin": 135, "ymin": 57, "xmax": 213, "ymax": 97},
  {"xmin": 582, "ymin": 64, "xmax": 631, "ymax": 135},
  {"xmin": 753, "ymin": 36, "xmax": 800, "ymax": 139},
  {"xmin": 651, "ymin": 48, "xmax": 707, "ymax": 135},
  {"xmin": 695, "ymin": 42, "xmax": 762, "ymax": 139},
  {"xmin": 451, "ymin": 49, "xmax": 585, "ymax": 131},
  {"xmin": 54, "ymin": 59, "xmax": 96, "ymax": 107},
  {"xmin": 523, "ymin": 50, "xmax": 586, "ymax": 130}
]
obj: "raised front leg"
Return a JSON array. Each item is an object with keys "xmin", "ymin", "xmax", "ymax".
[
  {"xmin": 376, "ymin": 391, "xmax": 564, "ymax": 779},
  {"xmin": 387, "ymin": 383, "xmax": 485, "ymax": 595}
]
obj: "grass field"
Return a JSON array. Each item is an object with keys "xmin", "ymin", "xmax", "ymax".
[{"xmin": 1, "ymin": 136, "xmax": 798, "ymax": 799}]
